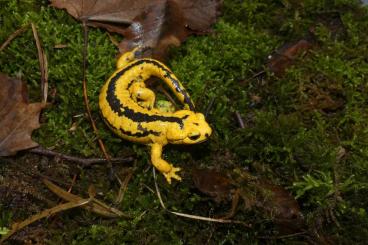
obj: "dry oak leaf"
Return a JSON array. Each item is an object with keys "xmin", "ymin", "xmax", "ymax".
[
  {"xmin": 50, "ymin": 0, "xmax": 222, "ymax": 60},
  {"xmin": 0, "ymin": 73, "xmax": 45, "ymax": 156}
]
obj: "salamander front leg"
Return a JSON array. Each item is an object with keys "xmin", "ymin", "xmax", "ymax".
[{"xmin": 150, "ymin": 143, "xmax": 182, "ymax": 184}]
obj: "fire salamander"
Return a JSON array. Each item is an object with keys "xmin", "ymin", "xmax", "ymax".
[{"xmin": 99, "ymin": 48, "xmax": 212, "ymax": 183}]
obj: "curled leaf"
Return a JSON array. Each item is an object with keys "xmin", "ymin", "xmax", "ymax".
[{"xmin": 50, "ymin": 0, "xmax": 222, "ymax": 60}]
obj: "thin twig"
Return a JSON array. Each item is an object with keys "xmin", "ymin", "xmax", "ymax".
[
  {"xmin": 31, "ymin": 23, "xmax": 48, "ymax": 103},
  {"xmin": 0, "ymin": 24, "xmax": 29, "ymax": 52},
  {"xmin": 251, "ymin": 70, "xmax": 266, "ymax": 79},
  {"xmin": 29, "ymin": 146, "xmax": 134, "ymax": 166},
  {"xmin": 67, "ymin": 174, "xmax": 78, "ymax": 193},
  {"xmin": 42, "ymin": 52, "xmax": 48, "ymax": 102},
  {"xmin": 235, "ymin": 111, "xmax": 245, "ymax": 129},
  {"xmin": 114, "ymin": 168, "xmax": 134, "ymax": 204},
  {"xmin": 257, "ymin": 231, "xmax": 307, "ymax": 240},
  {"xmin": 157, "ymin": 85, "xmax": 179, "ymax": 109},
  {"xmin": 81, "ymin": 22, "xmax": 111, "ymax": 165}
]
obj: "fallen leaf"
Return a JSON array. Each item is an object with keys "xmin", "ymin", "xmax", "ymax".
[
  {"xmin": 0, "ymin": 74, "xmax": 45, "ymax": 156},
  {"xmin": 255, "ymin": 182, "xmax": 304, "ymax": 232},
  {"xmin": 191, "ymin": 168, "xmax": 304, "ymax": 233},
  {"xmin": 50, "ymin": 0, "xmax": 222, "ymax": 59},
  {"xmin": 267, "ymin": 39, "xmax": 312, "ymax": 76},
  {"xmin": 191, "ymin": 168, "xmax": 234, "ymax": 203}
]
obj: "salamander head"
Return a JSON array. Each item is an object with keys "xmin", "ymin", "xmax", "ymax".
[{"xmin": 167, "ymin": 110, "xmax": 212, "ymax": 144}]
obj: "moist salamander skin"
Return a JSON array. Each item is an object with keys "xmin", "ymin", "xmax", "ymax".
[{"xmin": 99, "ymin": 48, "xmax": 212, "ymax": 183}]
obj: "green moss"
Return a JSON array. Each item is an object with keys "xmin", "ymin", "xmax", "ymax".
[{"xmin": 1, "ymin": 0, "xmax": 368, "ymax": 243}]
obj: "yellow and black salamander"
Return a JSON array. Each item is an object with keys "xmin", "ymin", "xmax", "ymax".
[{"xmin": 99, "ymin": 48, "xmax": 212, "ymax": 183}]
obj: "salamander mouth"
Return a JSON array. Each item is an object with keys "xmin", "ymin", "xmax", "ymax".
[
  {"xmin": 194, "ymin": 137, "xmax": 210, "ymax": 144},
  {"xmin": 188, "ymin": 134, "xmax": 201, "ymax": 141}
]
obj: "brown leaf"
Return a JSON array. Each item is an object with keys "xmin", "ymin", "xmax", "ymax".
[
  {"xmin": 267, "ymin": 39, "xmax": 312, "ymax": 76},
  {"xmin": 50, "ymin": 0, "xmax": 222, "ymax": 60},
  {"xmin": 191, "ymin": 168, "xmax": 305, "ymax": 233},
  {"xmin": 256, "ymin": 182, "xmax": 303, "ymax": 229},
  {"xmin": 0, "ymin": 74, "xmax": 45, "ymax": 156},
  {"xmin": 191, "ymin": 168, "xmax": 234, "ymax": 203}
]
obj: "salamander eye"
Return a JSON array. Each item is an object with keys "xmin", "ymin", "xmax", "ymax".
[{"xmin": 189, "ymin": 134, "xmax": 200, "ymax": 141}]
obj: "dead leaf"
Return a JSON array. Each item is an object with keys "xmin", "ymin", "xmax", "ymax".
[
  {"xmin": 0, "ymin": 73, "xmax": 45, "ymax": 156},
  {"xmin": 256, "ymin": 182, "xmax": 304, "ymax": 231},
  {"xmin": 267, "ymin": 39, "xmax": 312, "ymax": 76},
  {"xmin": 192, "ymin": 168, "xmax": 234, "ymax": 203},
  {"xmin": 50, "ymin": 0, "xmax": 222, "ymax": 60},
  {"xmin": 191, "ymin": 168, "xmax": 304, "ymax": 233}
]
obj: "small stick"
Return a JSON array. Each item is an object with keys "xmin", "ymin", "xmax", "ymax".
[
  {"xmin": 29, "ymin": 146, "xmax": 134, "ymax": 166},
  {"xmin": 42, "ymin": 52, "xmax": 48, "ymax": 102},
  {"xmin": 81, "ymin": 22, "xmax": 111, "ymax": 165},
  {"xmin": 235, "ymin": 111, "xmax": 245, "ymax": 129},
  {"xmin": 67, "ymin": 174, "xmax": 78, "ymax": 193},
  {"xmin": 157, "ymin": 85, "xmax": 179, "ymax": 109},
  {"xmin": 0, "ymin": 24, "xmax": 29, "ymax": 52},
  {"xmin": 257, "ymin": 231, "xmax": 307, "ymax": 240},
  {"xmin": 31, "ymin": 23, "xmax": 48, "ymax": 103},
  {"xmin": 114, "ymin": 169, "xmax": 134, "ymax": 204},
  {"xmin": 251, "ymin": 70, "xmax": 266, "ymax": 79}
]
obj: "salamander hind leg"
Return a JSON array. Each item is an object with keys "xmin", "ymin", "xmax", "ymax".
[
  {"xmin": 129, "ymin": 81, "xmax": 155, "ymax": 109},
  {"xmin": 150, "ymin": 143, "xmax": 182, "ymax": 184}
]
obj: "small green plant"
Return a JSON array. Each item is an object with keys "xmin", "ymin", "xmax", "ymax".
[
  {"xmin": 293, "ymin": 171, "xmax": 334, "ymax": 199},
  {"xmin": 0, "ymin": 227, "xmax": 9, "ymax": 236}
]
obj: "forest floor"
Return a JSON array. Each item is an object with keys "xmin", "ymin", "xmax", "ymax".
[{"xmin": 1, "ymin": 0, "xmax": 368, "ymax": 244}]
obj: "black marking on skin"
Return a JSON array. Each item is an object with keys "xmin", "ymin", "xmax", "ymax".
[
  {"xmin": 127, "ymin": 80, "xmax": 135, "ymax": 89},
  {"xmin": 145, "ymin": 59, "xmax": 194, "ymax": 110},
  {"xmin": 138, "ymin": 123, "xmax": 160, "ymax": 136},
  {"xmin": 126, "ymin": 59, "xmax": 194, "ymax": 110},
  {"xmin": 106, "ymin": 60, "xmax": 192, "ymax": 129},
  {"xmin": 163, "ymin": 70, "xmax": 195, "ymax": 111},
  {"xmin": 103, "ymin": 117, "xmax": 160, "ymax": 138}
]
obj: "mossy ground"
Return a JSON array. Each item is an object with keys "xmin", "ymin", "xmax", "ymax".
[{"xmin": 1, "ymin": 0, "xmax": 368, "ymax": 243}]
